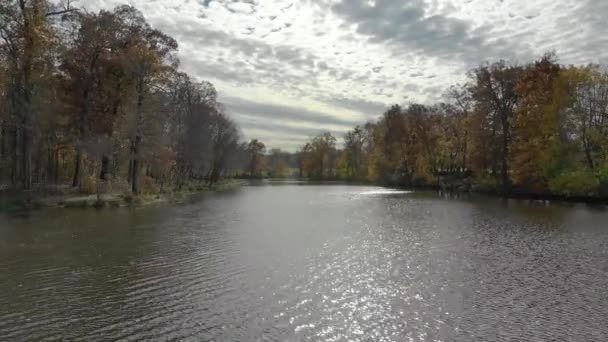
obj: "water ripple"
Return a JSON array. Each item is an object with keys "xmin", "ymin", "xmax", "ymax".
[{"xmin": 1, "ymin": 185, "xmax": 607, "ymax": 341}]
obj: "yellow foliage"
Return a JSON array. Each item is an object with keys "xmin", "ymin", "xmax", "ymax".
[
  {"xmin": 511, "ymin": 56, "xmax": 562, "ymax": 187},
  {"xmin": 80, "ymin": 175, "xmax": 99, "ymax": 195}
]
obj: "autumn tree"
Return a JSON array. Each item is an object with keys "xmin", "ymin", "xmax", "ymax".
[
  {"xmin": 343, "ymin": 126, "xmax": 366, "ymax": 179},
  {"xmin": 207, "ymin": 110, "xmax": 240, "ymax": 185},
  {"xmin": 60, "ymin": 9, "xmax": 126, "ymax": 187},
  {"xmin": 470, "ymin": 61, "xmax": 523, "ymax": 194},
  {"xmin": 311, "ymin": 132, "xmax": 337, "ymax": 178},
  {"xmin": 169, "ymin": 73, "xmax": 217, "ymax": 186},
  {"xmin": 441, "ymin": 85, "xmax": 473, "ymax": 171},
  {"xmin": 565, "ymin": 65, "xmax": 608, "ymax": 169},
  {"xmin": 0, "ymin": 0, "xmax": 66, "ymax": 189},
  {"xmin": 0, "ymin": 2, "xmax": 258, "ymax": 196},
  {"xmin": 267, "ymin": 148, "xmax": 290, "ymax": 178},
  {"xmin": 511, "ymin": 54, "xmax": 562, "ymax": 190},
  {"xmin": 246, "ymin": 139, "xmax": 266, "ymax": 177},
  {"xmin": 119, "ymin": 5, "xmax": 178, "ymax": 194}
]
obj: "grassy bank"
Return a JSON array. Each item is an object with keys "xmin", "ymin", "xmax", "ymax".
[{"xmin": 0, "ymin": 179, "xmax": 246, "ymax": 212}]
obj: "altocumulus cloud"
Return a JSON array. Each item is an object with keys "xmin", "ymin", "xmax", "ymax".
[{"xmin": 83, "ymin": 0, "xmax": 608, "ymax": 150}]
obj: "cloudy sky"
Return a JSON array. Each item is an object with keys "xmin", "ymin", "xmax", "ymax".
[{"xmin": 83, "ymin": 0, "xmax": 608, "ymax": 150}]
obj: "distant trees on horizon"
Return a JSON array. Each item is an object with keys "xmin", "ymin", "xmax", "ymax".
[{"xmin": 297, "ymin": 54, "xmax": 608, "ymax": 198}]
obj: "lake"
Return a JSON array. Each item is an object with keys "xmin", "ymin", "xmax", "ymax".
[{"xmin": 1, "ymin": 183, "xmax": 607, "ymax": 341}]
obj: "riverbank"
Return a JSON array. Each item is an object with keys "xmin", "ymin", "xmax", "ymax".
[
  {"xmin": 283, "ymin": 176, "xmax": 608, "ymax": 205},
  {"xmin": 0, "ymin": 179, "xmax": 246, "ymax": 212}
]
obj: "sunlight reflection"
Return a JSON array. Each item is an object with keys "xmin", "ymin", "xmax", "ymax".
[{"xmin": 358, "ymin": 189, "xmax": 412, "ymax": 195}]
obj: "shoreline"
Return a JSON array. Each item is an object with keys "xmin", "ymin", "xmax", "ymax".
[
  {"xmin": 263, "ymin": 177, "xmax": 608, "ymax": 206},
  {"xmin": 0, "ymin": 179, "xmax": 247, "ymax": 212},
  {"xmin": 3, "ymin": 178, "xmax": 607, "ymax": 212}
]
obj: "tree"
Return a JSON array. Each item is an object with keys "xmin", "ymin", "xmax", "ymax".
[
  {"xmin": 170, "ymin": 73, "xmax": 217, "ymax": 185},
  {"xmin": 246, "ymin": 139, "xmax": 266, "ymax": 177},
  {"xmin": 511, "ymin": 53, "xmax": 562, "ymax": 190},
  {"xmin": 118, "ymin": 5, "xmax": 178, "ymax": 194},
  {"xmin": 60, "ymin": 9, "xmax": 125, "ymax": 187},
  {"xmin": 208, "ymin": 110, "xmax": 239, "ymax": 185},
  {"xmin": 443, "ymin": 84, "xmax": 473, "ymax": 171},
  {"xmin": 267, "ymin": 148, "xmax": 289, "ymax": 178},
  {"xmin": 0, "ymin": 0, "xmax": 60, "ymax": 189},
  {"xmin": 0, "ymin": 1, "xmax": 267, "ymax": 196},
  {"xmin": 343, "ymin": 126, "xmax": 366, "ymax": 179},
  {"xmin": 565, "ymin": 66, "xmax": 608, "ymax": 169},
  {"xmin": 310, "ymin": 132, "xmax": 336, "ymax": 178},
  {"xmin": 470, "ymin": 61, "xmax": 523, "ymax": 194}
]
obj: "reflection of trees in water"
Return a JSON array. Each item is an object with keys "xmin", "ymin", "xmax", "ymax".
[{"xmin": 0, "ymin": 207, "xmax": 174, "ymax": 339}]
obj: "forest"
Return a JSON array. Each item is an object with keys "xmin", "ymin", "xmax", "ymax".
[
  {"xmin": 296, "ymin": 56, "xmax": 608, "ymax": 199},
  {"xmin": 0, "ymin": 1, "xmax": 265, "ymax": 197},
  {"xmin": 2, "ymin": 1, "xmax": 608, "ymax": 201}
]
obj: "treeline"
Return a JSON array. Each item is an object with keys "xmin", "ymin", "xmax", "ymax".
[
  {"xmin": 298, "ymin": 54, "xmax": 608, "ymax": 198},
  {"xmin": 0, "ymin": 1, "xmax": 258, "ymax": 195},
  {"xmin": 237, "ymin": 139, "xmax": 300, "ymax": 179}
]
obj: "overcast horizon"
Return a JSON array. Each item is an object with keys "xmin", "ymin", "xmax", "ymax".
[{"xmin": 82, "ymin": 0, "xmax": 608, "ymax": 151}]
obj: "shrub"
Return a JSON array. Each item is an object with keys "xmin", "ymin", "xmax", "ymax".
[
  {"xmin": 596, "ymin": 167, "xmax": 608, "ymax": 197},
  {"xmin": 108, "ymin": 177, "xmax": 131, "ymax": 195},
  {"xmin": 81, "ymin": 175, "xmax": 124, "ymax": 196},
  {"xmin": 141, "ymin": 176, "xmax": 160, "ymax": 195},
  {"xmin": 475, "ymin": 173, "xmax": 500, "ymax": 192},
  {"xmin": 548, "ymin": 170, "xmax": 599, "ymax": 197},
  {"xmin": 80, "ymin": 175, "xmax": 98, "ymax": 195}
]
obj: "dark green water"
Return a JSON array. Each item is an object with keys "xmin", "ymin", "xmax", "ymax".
[{"xmin": 1, "ymin": 184, "xmax": 607, "ymax": 341}]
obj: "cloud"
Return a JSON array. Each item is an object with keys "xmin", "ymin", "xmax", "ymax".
[
  {"xmin": 332, "ymin": 1, "xmax": 487, "ymax": 60},
  {"xmin": 223, "ymin": 96, "xmax": 361, "ymax": 127},
  {"xmin": 235, "ymin": 116, "xmax": 347, "ymax": 140},
  {"xmin": 317, "ymin": 96, "xmax": 387, "ymax": 120},
  {"xmin": 82, "ymin": 0, "xmax": 608, "ymax": 151}
]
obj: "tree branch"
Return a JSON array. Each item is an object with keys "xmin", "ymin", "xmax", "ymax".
[
  {"xmin": 46, "ymin": 0, "xmax": 79, "ymax": 17},
  {"xmin": 45, "ymin": 8, "xmax": 78, "ymax": 17}
]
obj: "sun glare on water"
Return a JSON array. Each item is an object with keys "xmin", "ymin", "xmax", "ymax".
[{"xmin": 358, "ymin": 189, "xmax": 412, "ymax": 195}]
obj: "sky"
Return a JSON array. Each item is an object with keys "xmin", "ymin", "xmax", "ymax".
[{"xmin": 82, "ymin": 0, "xmax": 608, "ymax": 151}]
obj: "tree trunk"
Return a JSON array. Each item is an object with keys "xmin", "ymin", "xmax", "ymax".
[
  {"xmin": 22, "ymin": 124, "xmax": 32, "ymax": 190},
  {"xmin": 72, "ymin": 149, "xmax": 82, "ymax": 187},
  {"xmin": 0, "ymin": 123, "xmax": 5, "ymax": 181},
  {"xmin": 583, "ymin": 140, "xmax": 594, "ymax": 169},
  {"xmin": 131, "ymin": 73, "xmax": 146, "ymax": 194},
  {"xmin": 249, "ymin": 157, "xmax": 256, "ymax": 177},
  {"xmin": 19, "ymin": 0, "xmax": 34, "ymax": 191},
  {"xmin": 131, "ymin": 136, "xmax": 141, "ymax": 194},
  {"xmin": 100, "ymin": 154, "xmax": 110, "ymax": 180},
  {"xmin": 46, "ymin": 145, "xmax": 52, "ymax": 184},
  {"xmin": 20, "ymin": 85, "xmax": 33, "ymax": 190},
  {"xmin": 12, "ymin": 127, "xmax": 20, "ymax": 186},
  {"xmin": 54, "ymin": 149, "xmax": 60, "ymax": 184},
  {"xmin": 127, "ymin": 156, "xmax": 133, "ymax": 184},
  {"xmin": 319, "ymin": 156, "xmax": 324, "ymax": 178},
  {"xmin": 500, "ymin": 113, "xmax": 510, "ymax": 196},
  {"xmin": 0, "ymin": 123, "xmax": 5, "ymax": 165},
  {"xmin": 463, "ymin": 129, "xmax": 468, "ymax": 170}
]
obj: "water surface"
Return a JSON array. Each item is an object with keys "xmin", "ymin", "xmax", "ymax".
[{"xmin": 1, "ymin": 184, "xmax": 607, "ymax": 341}]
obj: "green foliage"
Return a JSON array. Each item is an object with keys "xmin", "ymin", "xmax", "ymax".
[
  {"xmin": 475, "ymin": 174, "xmax": 500, "ymax": 192},
  {"xmin": 596, "ymin": 167, "xmax": 608, "ymax": 197},
  {"xmin": 80, "ymin": 175, "xmax": 99, "ymax": 195},
  {"xmin": 549, "ymin": 170, "xmax": 600, "ymax": 197},
  {"xmin": 0, "ymin": 199, "xmax": 20, "ymax": 212},
  {"xmin": 300, "ymin": 132, "xmax": 337, "ymax": 179}
]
